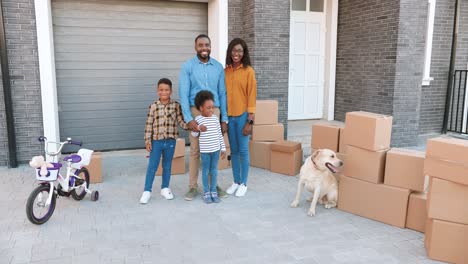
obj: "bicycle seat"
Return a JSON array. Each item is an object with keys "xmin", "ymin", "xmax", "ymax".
[{"xmin": 63, "ymin": 154, "xmax": 82, "ymax": 163}]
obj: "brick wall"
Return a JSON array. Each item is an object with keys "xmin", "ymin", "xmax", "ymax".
[
  {"xmin": 2, "ymin": 0, "xmax": 43, "ymax": 165},
  {"xmin": 419, "ymin": 0, "xmax": 454, "ymax": 137},
  {"xmin": 392, "ymin": 0, "xmax": 427, "ymax": 146},
  {"xmin": 335, "ymin": 0, "xmax": 399, "ymax": 123},
  {"xmin": 228, "ymin": 0, "xmax": 290, "ymax": 135}
]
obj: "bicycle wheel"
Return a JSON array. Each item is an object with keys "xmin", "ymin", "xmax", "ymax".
[
  {"xmin": 71, "ymin": 167, "xmax": 90, "ymax": 201},
  {"xmin": 26, "ymin": 184, "xmax": 56, "ymax": 225}
]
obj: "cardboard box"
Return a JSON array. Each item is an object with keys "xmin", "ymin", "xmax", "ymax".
[
  {"xmin": 344, "ymin": 145, "xmax": 388, "ymax": 184},
  {"xmin": 426, "ymin": 136, "xmax": 468, "ymax": 164},
  {"xmin": 218, "ymin": 147, "xmax": 231, "ymax": 170},
  {"xmin": 270, "ymin": 141, "xmax": 303, "ymax": 176},
  {"xmin": 88, "ymin": 152, "xmax": 102, "ymax": 183},
  {"xmin": 255, "ymin": 100, "xmax": 278, "ymax": 125},
  {"xmin": 338, "ymin": 176, "xmax": 410, "ymax": 227},
  {"xmin": 249, "ymin": 141, "xmax": 274, "ymax": 169},
  {"xmin": 406, "ymin": 192, "xmax": 427, "ymax": 233},
  {"xmin": 311, "ymin": 122, "xmax": 343, "ymax": 152},
  {"xmin": 344, "ymin": 111, "xmax": 393, "ymax": 151},
  {"xmin": 427, "ymin": 177, "xmax": 468, "ymax": 225},
  {"xmin": 338, "ymin": 175, "xmax": 410, "ymax": 228},
  {"xmin": 425, "ymin": 219, "xmax": 468, "ymax": 264},
  {"xmin": 384, "ymin": 148, "xmax": 426, "ymax": 192},
  {"xmin": 252, "ymin": 124, "xmax": 284, "ymax": 142},
  {"xmin": 156, "ymin": 156, "xmax": 185, "ymax": 176},
  {"xmin": 424, "ymin": 157, "xmax": 468, "ymax": 186},
  {"xmin": 339, "ymin": 127, "xmax": 347, "ymax": 153},
  {"xmin": 174, "ymin": 138, "xmax": 186, "ymax": 158}
]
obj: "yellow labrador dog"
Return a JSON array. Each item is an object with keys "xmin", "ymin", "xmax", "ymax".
[{"xmin": 291, "ymin": 149, "xmax": 343, "ymax": 216}]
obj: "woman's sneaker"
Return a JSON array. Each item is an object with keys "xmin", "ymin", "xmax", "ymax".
[
  {"xmin": 211, "ymin": 192, "xmax": 221, "ymax": 203},
  {"xmin": 226, "ymin": 183, "xmax": 239, "ymax": 195},
  {"xmin": 203, "ymin": 192, "xmax": 213, "ymax": 204},
  {"xmin": 160, "ymin": 188, "xmax": 174, "ymax": 200},
  {"xmin": 140, "ymin": 191, "xmax": 151, "ymax": 204},
  {"xmin": 235, "ymin": 184, "xmax": 248, "ymax": 197}
]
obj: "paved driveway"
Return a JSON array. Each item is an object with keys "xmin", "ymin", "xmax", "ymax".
[{"xmin": 0, "ymin": 149, "xmax": 443, "ymax": 264}]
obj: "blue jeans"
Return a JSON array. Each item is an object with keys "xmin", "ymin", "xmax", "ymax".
[
  {"xmin": 228, "ymin": 112, "xmax": 250, "ymax": 185},
  {"xmin": 144, "ymin": 139, "xmax": 176, "ymax": 192},
  {"xmin": 200, "ymin": 150, "xmax": 220, "ymax": 193}
]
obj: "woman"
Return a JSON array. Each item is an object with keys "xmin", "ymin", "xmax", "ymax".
[{"xmin": 224, "ymin": 38, "xmax": 257, "ymax": 197}]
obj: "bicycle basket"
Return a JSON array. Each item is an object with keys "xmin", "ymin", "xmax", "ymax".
[{"xmin": 35, "ymin": 162, "xmax": 62, "ymax": 181}]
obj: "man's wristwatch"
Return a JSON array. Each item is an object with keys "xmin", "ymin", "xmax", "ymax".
[{"xmin": 247, "ymin": 119, "xmax": 254, "ymax": 125}]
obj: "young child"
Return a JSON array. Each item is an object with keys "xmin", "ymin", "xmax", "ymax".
[
  {"xmin": 192, "ymin": 90, "xmax": 226, "ymax": 204},
  {"xmin": 140, "ymin": 78, "xmax": 188, "ymax": 204}
]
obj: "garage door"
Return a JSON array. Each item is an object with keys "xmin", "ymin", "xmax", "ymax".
[{"xmin": 52, "ymin": 0, "xmax": 207, "ymax": 150}]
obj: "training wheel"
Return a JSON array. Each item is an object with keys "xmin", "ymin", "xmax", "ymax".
[{"xmin": 91, "ymin": 190, "xmax": 99, "ymax": 201}]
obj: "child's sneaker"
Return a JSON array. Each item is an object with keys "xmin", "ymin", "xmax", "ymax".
[
  {"xmin": 203, "ymin": 192, "xmax": 213, "ymax": 204},
  {"xmin": 160, "ymin": 188, "xmax": 174, "ymax": 200},
  {"xmin": 211, "ymin": 192, "xmax": 221, "ymax": 203},
  {"xmin": 140, "ymin": 191, "xmax": 151, "ymax": 204}
]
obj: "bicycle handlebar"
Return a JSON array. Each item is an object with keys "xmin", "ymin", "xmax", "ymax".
[
  {"xmin": 38, "ymin": 136, "xmax": 84, "ymax": 157},
  {"xmin": 68, "ymin": 140, "xmax": 82, "ymax": 146}
]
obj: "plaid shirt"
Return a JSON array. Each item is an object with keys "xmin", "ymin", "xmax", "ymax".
[{"xmin": 144, "ymin": 99, "xmax": 188, "ymax": 144}]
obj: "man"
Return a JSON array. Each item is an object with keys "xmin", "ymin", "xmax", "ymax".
[{"xmin": 179, "ymin": 34, "xmax": 228, "ymax": 201}]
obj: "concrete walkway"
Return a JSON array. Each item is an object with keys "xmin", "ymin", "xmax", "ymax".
[{"xmin": 0, "ymin": 149, "xmax": 443, "ymax": 264}]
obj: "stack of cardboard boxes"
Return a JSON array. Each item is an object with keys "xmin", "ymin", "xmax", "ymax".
[
  {"xmin": 156, "ymin": 138, "xmax": 186, "ymax": 175},
  {"xmin": 384, "ymin": 148, "xmax": 427, "ymax": 232},
  {"xmin": 249, "ymin": 100, "xmax": 303, "ymax": 176},
  {"xmin": 249, "ymin": 100, "xmax": 282, "ymax": 171},
  {"xmin": 338, "ymin": 112, "xmax": 413, "ymax": 228},
  {"xmin": 423, "ymin": 137, "xmax": 468, "ymax": 263}
]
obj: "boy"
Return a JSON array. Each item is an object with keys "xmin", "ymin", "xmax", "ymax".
[{"xmin": 140, "ymin": 78, "xmax": 188, "ymax": 204}]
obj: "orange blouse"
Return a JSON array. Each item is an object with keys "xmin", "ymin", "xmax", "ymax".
[{"xmin": 224, "ymin": 64, "xmax": 257, "ymax": 116}]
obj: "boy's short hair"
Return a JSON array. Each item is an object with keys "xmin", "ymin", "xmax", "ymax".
[
  {"xmin": 157, "ymin": 78, "xmax": 172, "ymax": 90},
  {"xmin": 195, "ymin": 90, "xmax": 214, "ymax": 110}
]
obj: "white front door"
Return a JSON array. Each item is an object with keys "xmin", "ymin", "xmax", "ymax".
[{"xmin": 288, "ymin": 0, "xmax": 326, "ymax": 120}]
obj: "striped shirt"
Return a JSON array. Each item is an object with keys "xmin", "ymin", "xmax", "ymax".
[
  {"xmin": 144, "ymin": 99, "xmax": 187, "ymax": 145},
  {"xmin": 194, "ymin": 115, "xmax": 226, "ymax": 153}
]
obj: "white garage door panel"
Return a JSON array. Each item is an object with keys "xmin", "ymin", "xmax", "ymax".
[{"xmin": 53, "ymin": 0, "xmax": 208, "ymax": 150}]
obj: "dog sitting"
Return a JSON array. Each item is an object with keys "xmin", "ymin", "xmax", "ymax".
[{"xmin": 291, "ymin": 149, "xmax": 343, "ymax": 216}]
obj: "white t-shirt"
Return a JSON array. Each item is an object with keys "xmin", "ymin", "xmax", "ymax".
[{"xmin": 193, "ymin": 115, "xmax": 226, "ymax": 154}]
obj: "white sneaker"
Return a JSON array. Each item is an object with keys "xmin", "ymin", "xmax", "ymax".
[
  {"xmin": 235, "ymin": 184, "xmax": 248, "ymax": 197},
  {"xmin": 226, "ymin": 183, "xmax": 239, "ymax": 195},
  {"xmin": 140, "ymin": 191, "xmax": 151, "ymax": 204},
  {"xmin": 160, "ymin": 188, "xmax": 174, "ymax": 200}
]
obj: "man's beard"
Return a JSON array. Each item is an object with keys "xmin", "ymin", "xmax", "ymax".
[{"xmin": 197, "ymin": 51, "xmax": 210, "ymax": 60}]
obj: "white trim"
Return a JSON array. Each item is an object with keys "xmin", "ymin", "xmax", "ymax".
[
  {"xmin": 208, "ymin": 0, "xmax": 228, "ymax": 66},
  {"xmin": 422, "ymin": 0, "xmax": 436, "ymax": 86},
  {"xmin": 326, "ymin": 0, "xmax": 338, "ymax": 120},
  {"xmin": 34, "ymin": 0, "xmax": 60, "ymax": 151}
]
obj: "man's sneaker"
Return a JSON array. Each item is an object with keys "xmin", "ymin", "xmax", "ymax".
[
  {"xmin": 226, "ymin": 183, "xmax": 239, "ymax": 195},
  {"xmin": 235, "ymin": 184, "xmax": 248, "ymax": 197},
  {"xmin": 211, "ymin": 192, "xmax": 221, "ymax": 203},
  {"xmin": 160, "ymin": 188, "xmax": 174, "ymax": 200},
  {"xmin": 184, "ymin": 188, "xmax": 198, "ymax": 201},
  {"xmin": 216, "ymin": 186, "xmax": 228, "ymax": 198},
  {"xmin": 203, "ymin": 192, "xmax": 213, "ymax": 204},
  {"xmin": 140, "ymin": 191, "xmax": 151, "ymax": 204}
]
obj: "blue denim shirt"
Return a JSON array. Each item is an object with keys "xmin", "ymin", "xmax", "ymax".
[{"xmin": 179, "ymin": 56, "xmax": 228, "ymax": 123}]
